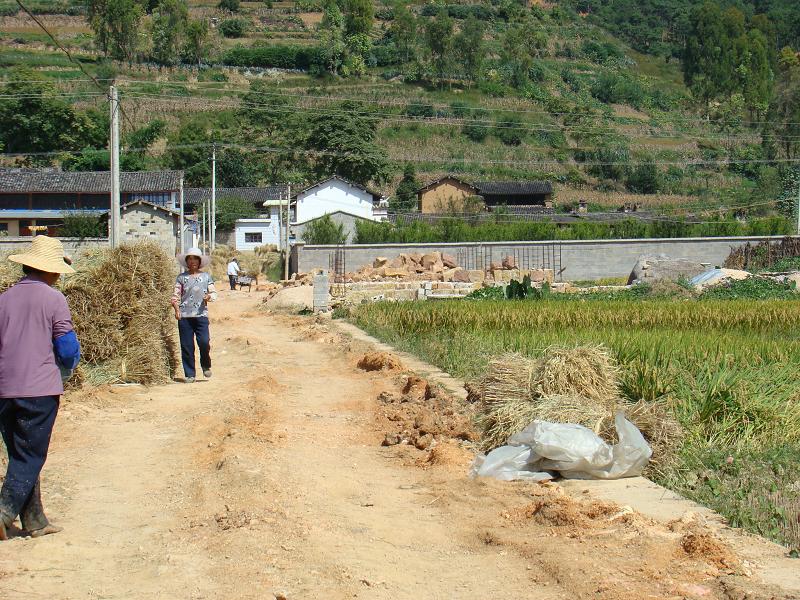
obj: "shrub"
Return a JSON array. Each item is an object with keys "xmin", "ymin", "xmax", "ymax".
[
  {"xmin": 625, "ymin": 163, "xmax": 661, "ymax": 194},
  {"xmin": 405, "ymin": 102, "xmax": 435, "ymax": 118},
  {"xmin": 462, "ymin": 121, "xmax": 490, "ymax": 142},
  {"xmin": 60, "ymin": 212, "xmax": 107, "ymax": 238},
  {"xmin": 222, "ymin": 44, "xmax": 321, "ymax": 69},
  {"xmin": 303, "ymin": 214, "xmax": 346, "ymax": 244},
  {"xmin": 217, "ymin": 0, "xmax": 239, "ymax": 12},
  {"xmin": 218, "ymin": 18, "xmax": 247, "ymax": 38},
  {"xmin": 495, "ymin": 118, "xmax": 524, "ymax": 146}
]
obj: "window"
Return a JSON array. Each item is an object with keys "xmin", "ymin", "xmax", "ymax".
[
  {"xmin": 31, "ymin": 193, "xmax": 79, "ymax": 211},
  {"xmin": 0, "ymin": 222, "xmax": 8, "ymax": 233},
  {"xmin": 245, "ymin": 232, "xmax": 263, "ymax": 244}
]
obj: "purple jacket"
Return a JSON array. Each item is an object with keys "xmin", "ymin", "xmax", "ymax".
[{"xmin": 0, "ymin": 277, "xmax": 75, "ymax": 398}]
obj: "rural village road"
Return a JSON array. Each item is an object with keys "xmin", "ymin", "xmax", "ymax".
[{"xmin": 0, "ymin": 291, "xmax": 797, "ymax": 600}]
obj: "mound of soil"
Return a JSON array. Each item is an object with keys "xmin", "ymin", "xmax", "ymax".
[{"xmin": 357, "ymin": 351, "xmax": 403, "ymax": 372}]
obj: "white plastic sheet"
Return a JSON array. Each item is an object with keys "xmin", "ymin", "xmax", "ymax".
[{"xmin": 471, "ymin": 412, "xmax": 652, "ymax": 481}]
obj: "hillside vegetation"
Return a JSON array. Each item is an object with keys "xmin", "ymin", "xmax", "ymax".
[{"xmin": 0, "ymin": 0, "xmax": 799, "ymax": 226}]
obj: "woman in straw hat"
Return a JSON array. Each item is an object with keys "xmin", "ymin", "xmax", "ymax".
[
  {"xmin": 0, "ymin": 236, "xmax": 80, "ymax": 540},
  {"xmin": 172, "ymin": 247, "xmax": 217, "ymax": 383}
]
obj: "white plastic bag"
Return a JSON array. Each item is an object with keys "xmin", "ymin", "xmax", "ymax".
[{"xmin": 471, "ymin": 412, "xmax": 652, "ymax": 481}]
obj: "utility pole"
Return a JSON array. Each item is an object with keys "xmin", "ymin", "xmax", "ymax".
[
  {"xmin": 284, "ymin": 182, "xmax": 291, "ymax": 280},
  {"xmin": 201, "ymin": 201, "xmax": 206, "ymax": 251},
  {"xmin": 109, "ymin": 85, "xmax": 121, "ymax": 248},
  {"xmin": 796, "ymin": 177, "xmax": 800, "ymax": 236},
  {"xmin": 179, "ymin": 176, "xmax": 185, "ymax": 254},
  {"xmin": 211, "ymin": 142, "xmax": 217, "ymax": 251}
]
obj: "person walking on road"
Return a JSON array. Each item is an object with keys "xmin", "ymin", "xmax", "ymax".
[
  {"xmin": 0, "ymin": 236, "xmax": 80, "ymax": 540},
  {"xmin": 227, "ymin": 257, "xmax": 240, "ymax": 291},
  {"xmin": 172, "ymin": 248, "xmax": 217, "ymax": 384}
]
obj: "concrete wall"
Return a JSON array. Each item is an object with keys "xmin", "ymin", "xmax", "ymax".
[
  {"xmin": 121, "ymin": 204, "xmax": 179, "ymax": 256},
  {"xmin": 296, "ymin": 179, "xmax": 376, "ymax": 222},
  {"xmin": 0, "ymin": 236, "xmax": 108, "ymax": 255},
  {"xmin": 294, "ymin": 236, "xmax": 789, "ymax": 280},
  {"xmin": 235, "ymin": 217, "xmax": 279, "ymax": 251}
]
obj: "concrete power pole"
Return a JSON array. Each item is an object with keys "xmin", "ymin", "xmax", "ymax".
[
  {"xmin": 211, "ymin": 143, "xmax": 217, "ymax": 251},
  {"xmin": 284, "ymin": 183, "xmax": 291, "ymax": 280},
  {"xmin": 179, "ymin": 176, "xmax": 185, "ymax": 254},
  {"xmin": 796, "ymin": 176, "xmax": 800, "ymax": 236},
  {"xmin": 109, "ymin": 85, "xmax": 121, "ymax": 248}
]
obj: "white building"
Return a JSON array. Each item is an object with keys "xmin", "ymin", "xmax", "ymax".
[
  {"xmin": 293, "ymin": 176, "xmax": 385, "ymax": 223},
  {"xmin": 234, "ymin": 199, "xmax": 293, "ymax": 250}
]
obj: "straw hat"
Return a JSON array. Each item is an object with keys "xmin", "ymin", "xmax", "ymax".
[
  {"xmin": 177, "ymin": 247, "xmax": 211, "ymax": 269},
  {"xmin": 8, "ymin": 235, "xmax": 75, "ymax": 274}
]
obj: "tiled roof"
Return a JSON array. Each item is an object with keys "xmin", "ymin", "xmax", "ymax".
[
  {"xmin": 0, "ymin": 169, "xmax": 183, "ymax": 193},
  {"xmin": 184, "ymin": 186, "xmax": 288, "ymax": 205},
  {"xmin": 491, "ymin": 205, "xmax": 555, "ymax": 215},
  {"xmin": 475, "ymin": 181, "xmax": 553, "ymax": 196}
]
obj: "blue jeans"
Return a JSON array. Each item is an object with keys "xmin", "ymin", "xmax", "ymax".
[
  {"xmin": 178, "ymin": 316, "xmax": 211, "ymax": 379},
  {"xmin": 0, "ymin": 395, "xmax": 59, "ymax": 531}
]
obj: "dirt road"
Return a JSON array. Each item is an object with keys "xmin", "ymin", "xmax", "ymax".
[{"xmin": 0, "ymin": 292, "xmax": 796, "ymax": 600}]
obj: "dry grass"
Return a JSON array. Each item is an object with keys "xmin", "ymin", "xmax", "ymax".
[
  {"xmin": 210, "ymin": 244, "xmax": 281, "ymax": 282},
  {"xmin": 474, "ymin": 347, "xmax": 621, "ymax": 450}
]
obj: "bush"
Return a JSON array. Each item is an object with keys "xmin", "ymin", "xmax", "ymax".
[
  {"xmin": 218, "ymin": 18, "xmax": 247, "ymax": 38},
  {"xmin": 625, "ymin": 163, "xmax": 661, "ymax": 194},
  {"xmin": 462, "ymin": 122, "xmax": 490, "ymax": 142},
  {"xmin": 405, "ymin": 102, "xmax": 434, "ymax": 118},
  {"xmin": 217, "ymin": 0, "xmax": 240, "ymax": 12},
  {"xmin": 303, "ymin": 214, "xmax": 346, "ymax": 244},
  {"xmin": 222, "ymin": 44, "xmax": 321, "ymax": 69},
  {"xmin": 495, "ymin": 118, "xmax": 524, "ymax": 146},
  {"xmin": 60, "ymin": 212, "xmax": 107, "ymax": 238}
]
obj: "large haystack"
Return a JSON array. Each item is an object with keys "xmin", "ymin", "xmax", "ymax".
[
  {"xmin": 473, "ymin": 347, "xmax": 683, "ymax": 468},
  {"xmin": 63, "ymin": 241, "xmax": 179, "ymax": 385},
  {"xmin": 210, "ymin": 245, "xmax": 281, "ymax": 282}
]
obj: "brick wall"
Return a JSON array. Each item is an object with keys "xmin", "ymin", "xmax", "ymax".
[{"xmin": 120, "ymin": 204, "xmax": 178, "ymax": 256}]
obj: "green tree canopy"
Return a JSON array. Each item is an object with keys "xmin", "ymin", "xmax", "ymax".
[
  {"xmin": 302, "ymin": 214, "xmax": 346, "ymax": 244},
  {"xmin": 344, "ymin": 0, "xmax": 373, "ymax": 37},
  {"xmin": 182, "ymin": 19, "xmax": 213, "ymax": 65},
  {"xmin": 391, "ymin": 163, "xmax": 419, "ymax": 212},
  {"xmin": 301, "ymin": 102, "xmax": 390, "ymax": 186},
  {"xmin": 86, "ymin": 0, "xmax": 144, "ymax": 62},
  {"xmin": 389, "ymin": 1, "xmax": 417, "ymax": 63},
  {"xmin": 150, "ymin": 0, "xmax": 189, "ymax": 66},
  {"xmin": 456, "ymin": 15, "xmax": 486, "ymax": 83},
  {"xmin": 215, "ymin": 195, "xmax": 258, "ymax": 230},
  {"xmin": 425, "ymin": 9, "xmax": 454, "ymax": 82}
]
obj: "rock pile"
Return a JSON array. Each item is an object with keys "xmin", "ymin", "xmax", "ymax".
[{"xmin": 345, "ymin": 252, "xmax": 553, "ymax": 284}]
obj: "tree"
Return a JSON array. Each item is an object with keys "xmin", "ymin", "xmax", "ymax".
[
  {"xmin": 455, "ymin": 15, "xmax": 485, "ymax": 83},
  {"xmin": 63, "ymin": 120, "xmax": 166, "ymax": 171},
  {"xmin": 316, "ymin": 0, "xmax": 346, "ymax": 75},
  {"xmin": 683, "ymin": 3, "xmax": 743, "ymax": 107},
  {"xmin": 391, "ymin": 164, "xmax": 419, "ymax": 212},
  {"xmin": 389, "ymin": 1, "xmax": 416, "ymax": 63},
  {"xmin": 86, "ymin": 0, "xmax": 144, "ymax": 62},
  {"xmin": 215, "ymin": 195, "xmax": 258, "ymax": 231},
  {"xmin": 0, "ymin": 71, "xmax": 95, "ymax": 158},
  {"xmin": 150, "ymin": 0, "xmax": 189, "ymax": 66},
  {"xmin": 344, "ymin": 0, "xmax": 373, "ymax": 37},
  {"xmin": 217, "ymin": 0, "xmax": 239, "ymax": 12},
  {"xmin": 240, "ymin": 80, "xmax": 292, "ymax": 137},
  {"xmin": 763, "ymin": 47, "xmax": 800, "ymax": 160},
  {"xmin": 738, "ymin": 29, "xmax": 773, "ymax": 119},
  {"xmin": 501, "ymin": 19, "xmax": 545, "ymax": 88},
  {"xmin": 302, "ymin": 214, "xmax": 346, "ymax": 244},
  {"xmin": 625, "ymin": 162, "xmax": 661, "ymax": 194},
  {"xmin": 183, "ymin": 19, "xmax": 212, "ymax": 65},
  {"xmin": 301, "ymin": 102, "xmax": 390, "ymax": 185},
  {"xmin": 425, "ymin": 9, "xmax": 454, "ymax": 83},
  {"xmin": 217, "ymin": 148, "xmax": 259, "ymax": 187}
]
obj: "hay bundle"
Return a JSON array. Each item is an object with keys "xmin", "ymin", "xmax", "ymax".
[
  {"xmin": 532, "ymin": 345, "xmax": 620, "ymax": 403},
  {"xmin": 63, "ymin": 241, "xmax": 179, "ymax": 385},
  {"xmin": 475, "ymin": 347, "xmax": 621, "ymax": 451},
  {"xmin": 211, "ymin": 244, "xmax": 282, "ymax": 281}
]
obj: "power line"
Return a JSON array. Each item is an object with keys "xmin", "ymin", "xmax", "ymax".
[
  {"xmin": 121, "ymin": 91, "xmax": 800, "ymax": 143},
  {"xmin": 118, "ymin": 78, "xmax": 800, "ymax": 128}
]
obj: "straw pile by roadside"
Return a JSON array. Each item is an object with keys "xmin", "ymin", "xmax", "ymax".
[
  {"xmin": 210, "ymin": 244, "xmax": 281, "ymax": 282},
  {"xmin": 473, "ymin": 346, "xmax": 683, "ymax": 468},
  {"xmin": 62, "ymin": 241, "xmax": 179, "ymax": 385}
]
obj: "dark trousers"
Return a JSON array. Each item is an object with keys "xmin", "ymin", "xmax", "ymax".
[
  {"xmin": 228, "ymin": 275, "xmax": 237, "ymax": 291},
  {"xmin": 0, "ymin": 395, "xmax": 59, "ymax": 531},
  {"xmin": 178, "ymin": 316, "xmax": 211, "ymax": 379}
]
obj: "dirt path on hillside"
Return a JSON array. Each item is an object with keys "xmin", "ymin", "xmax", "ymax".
[{"xmin": 0, "ymin": 293, "xmax": 796, "ymax": 600}]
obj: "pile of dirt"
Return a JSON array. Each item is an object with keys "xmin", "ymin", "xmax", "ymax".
[
  {"xmin": 357, "ymin": 351, "xmax": 403, "ymax": 372},
  {"xmin": 262, "ymin": 285, "xmax": 314, "ymax": 311},
  {"xmin": 378, "ymin": 375, "xmax": 478, "ymax": 451}
]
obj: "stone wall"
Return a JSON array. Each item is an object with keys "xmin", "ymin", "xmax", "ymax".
[
  {"xmin": 295, "ymin": 236, "xmax": 790, "ymax": 281},
  {"xmin": 120, "ymin": 204, "xmax": 179, "ymax": 256},
  {"xmin": 335, "ymin": 280, "xmax": 479, "ymax": 304}
]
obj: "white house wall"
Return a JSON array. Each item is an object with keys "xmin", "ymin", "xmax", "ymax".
[
  {"xmin": 234, "ymin": 209, "xmax": 283, "ymax": 251},
  {"xmin": 295, "ymin": 180, "xmax": 376, "ymax": 223}
]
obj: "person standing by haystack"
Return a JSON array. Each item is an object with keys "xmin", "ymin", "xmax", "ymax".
[
  {"xmin": 172, "ymin": 248, "xmax": 217, "ymax": 383},
  {"xmin": 0, "ymin": 236, "xmax": 80, "ymax": 540},
  {"xmin": 227, "ymin": 257, "xmax": 240, "ymax": 291}
]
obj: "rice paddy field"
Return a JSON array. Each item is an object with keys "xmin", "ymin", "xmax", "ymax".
[{"xmin": 352, "ymin": 296, "xmax": 800, "ymax": 552}]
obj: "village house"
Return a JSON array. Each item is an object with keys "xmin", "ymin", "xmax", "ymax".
[
  {"xmin": 293, "ymin": 176, "xmax": 386, "ymax": 223},
  {"xmin": 416, "ymin": 175, "xmax": 554, "ymax": 214},
  {"xmin": 116, "ymin": 200, "xmax": 196, "ymax": 256},
  {"xmin": 0, "ymin": 169, "xmax": 184, "ymax": 236}
]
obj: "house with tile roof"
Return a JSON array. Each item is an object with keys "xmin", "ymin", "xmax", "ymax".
[
  {"xmin": 0, "ymin": 169, "xmax": 183, "ymax": 236},
  {"xmin": 416, "ymin": 176, "xmax": 553, "ymax": 214}
]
